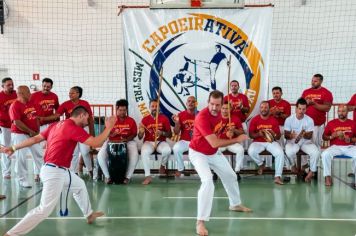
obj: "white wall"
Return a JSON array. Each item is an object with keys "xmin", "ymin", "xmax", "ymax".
[{"xmin": 0, "ymin": 0, "xmax": 355, "ymax": 106}]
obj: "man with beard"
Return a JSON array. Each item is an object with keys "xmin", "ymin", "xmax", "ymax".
[
  {"xmin": 301, "ymin": 74, "xmax": 333, "ymax": 148},
  {"xmin": 189, "ymin": 90, "xmax": 251, "ymax": 236},
  {"xmin": 172, "ymin": 96, "xmax": 196, "ymax": 177},
  {"xmin": 247, "ymin": 101, "xmax": 285, "ymax": 185},
  {"xmin": 321, "ymin": 105, "xmax": 356, "ymax": 186},
  {"xmin": 138, "ymin": 99, "xmax": 172, "ymax": 185},
  {"xmin": 0, "ymin": 77, "xmax": 17, "ymax": 180}
]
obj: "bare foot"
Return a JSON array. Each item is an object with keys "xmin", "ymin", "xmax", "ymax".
[
  {"xmin": 257, "ymin": 164, "xmax": 265, "ymax": 175},
  {"xmin": 274, "ymin": 177, "xmax": 284, "ymax": 185},
  {"xmin": 196, "ymin": 220, "xmax": 208, "ymax": 236},
  {"xmin": 325, "ymin": 176, "xmax": 332, "ymax": 186},
  {"xmin": 4, "ymin": 175, "xmax": 11, "ymax": 179},
  {"xmin": 3, "ymin": 233, "xmax": 10, "ymax": 236},
  {"xmin": 291, "ymin": 165, "xmax": 298, "ymax": 174},
  {"xmin": 304, "ymin": 172, "xmax": 314, "ymax": 183},
  {"xmin": 229, "ymin": 204, "xmax": 253, "ymax": 212},
  {"xmin": 0, "ymin": 195, "xmax": 6, "ymax": 200},
  {"xmin": 105, "ymin": 178, "xmax": 113, "ymax": 185},
  {"xmin": 142, "ymin": 176, "xmax": 152, "ymax": 185},
  {"xmin": 175, "ymin": 171, "xmax": 182, "ymax": 177},
  {"xmin": 159, "ymin": 165, "xmax": 167, "ymax": 175},
  {"xmin": 87, "ymin": 211, "xmax": 104, "ymax": 224},
  {"xmin": 123, "ymin": 178, "xmax": 130, "ymax": 184}
]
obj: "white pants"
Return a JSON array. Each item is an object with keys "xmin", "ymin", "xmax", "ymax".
[
  {"xmin": 278, "ymin": 126, "xmax": 285, "ymax": 148},
  {"xmin": 285, "ymin": 140, "xmax": 320, "ymax": 172},
  {"xmin": 141, "ymin": 141, "xmax": 171, "ymax": 177},
  {"xmin": 97, "ymin": 140, "xmax": 139, "ymax": 179},
  {"xmin": 7, "ymin": 164, "xmax": 93, "ymax": 236},
  {"xmin": 71, "ymin": 127, "xmax": 92, "ymax": 173},
  {"xmin": 312, "ymin": 125, "xmax": 324, "ymax": 149},
  {"xmin": 173, "ymin": 140, "xmax": 190, "ymax": 172},
  {"xmin": 321, "ymin": 145, "xmax": 356, "ymax": 178},
  {"xmin": 219, "ymin": 143, "xmax": 244, "ymax": 172},
  {"xmin": 1, "ymin": 126, "xmax": 12, "ymax": 177},
  {"xmin": 189, "ymin": 148, "xmax": 241, "ymax": 221},
  {"xmin": 12, "ymin": 133, "xmax": 43, "ymax": 181},
  {"xmin": 247, "ymin": 142, "xmax": 284, "ymax": 177}
]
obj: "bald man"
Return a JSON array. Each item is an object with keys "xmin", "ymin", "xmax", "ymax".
[
  {"xmin": 172, "ymin": 96, "xmax": 196, "ymax": 177},
  {"xmin": 321, "ymin": 105, "xmax": 356, "ymax": 186},
  {"xmin": 9, "ymin": 86, "xmax": 43, "ymax": 187}
]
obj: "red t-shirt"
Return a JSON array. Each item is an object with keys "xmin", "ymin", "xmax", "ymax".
[
  {"xmin": 216, "ymin": 116, "xmax": 243, "ymax": 139},
  {"xmin": 41, "ymin": 119, "xmax": 91, "ymax": 168},
  {"xmin": 323, "ymin": 119, "xmax": 356, "ymax": 146},
  {"xmin": 301, "ymin": 87, "xmax": 333, "ymax": 126},
  {"xmin": 347, "ymin": 93, "xmax": 356, "ymax": 122},
  {"xmin": 31, "ymin": 91, "xmax": 59, "ymax": 125},
  {"xmin": 141, "ymin": 114, "xmax": 171, "ymax": 142},
  {"xmin": 268, "ymin": 99, "xmax": 291, "ymax": 126},
  {"xmin": 223, "ymin": 93, "xmax": 250, "ymax": 122},
  {"xmin": 249, "ymin": 115, "xmax": 280, "ymax": 142},
  {"xmin": 0, "ymin": 91, "xmax": 17, "ymax": 128},
  {"xmin": 57, "ymin": 99, "xmax": 93, "ymax": 119},
  {"xmin": 9, "ymin": 100, "xmax": 39, "ymax": 134},
  {"xmin": 109, "ymin": 116, "xmax": 137, "ymax": 142},
  {"xmin": 178, "ymin": 110, "xmax": 195, "ymax": 141},
  {"xmin": 189, "ymin": 107, "xmax": 221, "ymax": 155}
]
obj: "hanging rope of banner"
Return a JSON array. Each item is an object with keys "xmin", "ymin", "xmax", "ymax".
[{"xmin": 118, "ymin": 3, "xmax": 274, "ymax": 16}]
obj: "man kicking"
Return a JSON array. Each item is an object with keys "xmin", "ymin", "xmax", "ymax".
[{"xmin": 1, "ymin": 106, "xmax": 116, "ymax": 236}]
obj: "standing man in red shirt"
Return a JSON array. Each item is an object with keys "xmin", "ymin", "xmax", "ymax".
[
  {"xmin": 138, "ymin": 99, "xmax": 172, "ymax": 185},
  {"xmin": 97, "ymin": 99, "xmax": 138, "ymax": 184},
  {"xmin": 247, "ymin": 101, "xmax": 285, "ymax": 185},
  {"xmin": 1, "ymin": 106, "xmax": 117, "ymax": 236},
  {"xmin": 268, "ymin": 86, "xmax": 291, "ymax": 146},
  {"xmin": 321, "ymin": 105, "xmax": 356, "ymax": 186},
  {"xmin": 224, "ymin": 80, "xmax": 250, "ymax": 125},
  {"xmin": 0, "ymin": 77, "xmax": 17, "ymax": 179},
  {"xmin": 56, "ymin": 86, "xmax": 94, "ymax": 176},
  {"xmin": 301, "ymin": 74, "xmax": 333, "ymax": 148},
  {"xmin": 31, "ymin": 78, "xmax": 59, "ymax": 132},
  {"xmin": 347, "ymin": 93, "xmax": 356, "ymax": 123},
  {"xmin": 9, "ymin": 86, "xmax": 43, "ymax": 187},
  {"xmin": 172, "ymin": 96, "xmax": 196, "ymax": 177},
  {"xmin": 189, "ymin": 91, "xmax": 251, "ymax": 236},
  {"xmin": 217, "ymin": 102, "xmax": 245, "ymax": 180}
]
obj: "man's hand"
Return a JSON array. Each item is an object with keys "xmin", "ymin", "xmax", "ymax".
[
  {"xmin": 105, "ymin": 116, "xmax": 117, "ymax": 130},
  {"xmin": 138, "ymin": 123, "xmax": 145, "ymax": 136},
  {"xmin": 172, "ymin": 114, "xmax": 179, "ymax": 124},
  {"xmin": 0, "ymin": 145, "xmax": 14, "ymax": 156}
]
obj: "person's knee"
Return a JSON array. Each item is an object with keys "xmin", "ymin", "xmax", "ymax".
[{"xmin": 173, "ymin": 144, "xmax": 180, "ymax": 154}]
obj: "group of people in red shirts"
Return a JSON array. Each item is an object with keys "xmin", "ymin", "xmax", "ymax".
[{"xmin": 0, "ymin": 73, "xmax": 355, "ymax": 236}]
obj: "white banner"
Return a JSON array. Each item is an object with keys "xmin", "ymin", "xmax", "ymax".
[{"xmin": 123, "ymin": 8, "xmax": 272, "ymax": 124}]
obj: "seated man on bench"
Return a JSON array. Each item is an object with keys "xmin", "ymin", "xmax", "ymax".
[
  {"xmin": 321, "ymin": 104, "xmax": 356, "ymax": 186},
  {"xmin": 247, "ymin": 101, "xmax": 284, "ymax": 185},
  {"xmin": 284, "ymin": 98, "xmax": 320, "ymax": 182},
  {"xmin": 138, "ymin": 99, "xmax": 172, "ymax": 185}
]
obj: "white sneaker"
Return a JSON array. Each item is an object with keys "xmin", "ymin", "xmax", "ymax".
[{"xmin": 19, "ymin": 180, "xmax": 32, "ymax": 188}]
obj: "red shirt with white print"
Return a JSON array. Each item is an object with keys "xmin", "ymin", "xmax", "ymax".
[
  {"xmin": 301, "ymin": 87, "xmax": 333, "ymax": 126},
  {"xmin": 224, "ymin": 93, "xmax": 250, "ymax": 122},
  {"xmin": 141, "ymin": 114, "xmax": 171, "ymax": 142},
  {"xmin": 108, "ymin": 116, "xmax": 137, "ymax": 142},
  {"xmin": 323, "ymin": 119, "xmax": 356, "ymax": 146},
  {"xmin": 268, "ymin": 99, "xmax": 291, "ymax": 126},
  {"xmin": 9, "ymin": 100, "xmax": 39, "ymax": 134},
  {"xmin": 0, "ymin": 91, "xmax": 17, "ymax": 128},
  {"xmin": 249, "ymin": 115, "xmax": 280, "ymax": 143},
  {"xmin": 178, "ymin": 110, "xmax": 195, "ymax": 141}
]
